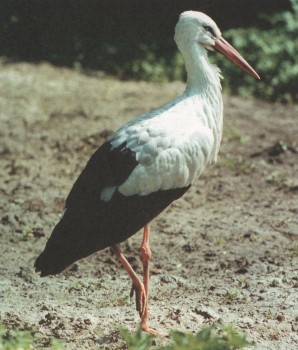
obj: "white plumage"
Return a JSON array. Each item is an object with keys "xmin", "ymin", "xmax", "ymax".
[
  {"xmin": 111, "ymin": 98, "xmax": 216, "ymax": 197},
  {"xmin": 104, "ymin": 12, "xmax": 225, "ymax": 198}
]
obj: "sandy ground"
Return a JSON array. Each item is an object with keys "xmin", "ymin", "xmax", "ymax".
[{"xmin": 0, "ymin": 60, "xmax": 297, "ymax": 349}]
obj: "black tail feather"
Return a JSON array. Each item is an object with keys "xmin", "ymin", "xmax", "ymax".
[
  {"xmin": 34, "ymin": 186, "xmax": 190, "ymax": 277},
  {"xmin": 34, "ymin": 209, "xmax": 107, "ymax": 276},
  {"xmin": 34, "ymin": 246, "xmax": 73, "ymax": 277}
]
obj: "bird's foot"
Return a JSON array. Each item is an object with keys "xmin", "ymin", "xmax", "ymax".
[
  {"xmin": 141, "ymin": 322, "xmax": 168, "ymax": 337},
  {"xmin": 130, "ymin": 281, "xmax": 147, "ymax": 317}
]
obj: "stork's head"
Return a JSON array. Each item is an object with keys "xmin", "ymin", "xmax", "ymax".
[{"xmin": 175, "ymin": 11, "xmax": 260, "ymax": 79}]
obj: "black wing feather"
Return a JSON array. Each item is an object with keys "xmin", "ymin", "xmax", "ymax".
[
  {"xmin": 65, "ymin": 141, "xmax": 138, "ymax": 208},
  {"xmin": 34, "ymin": 141, "xmax": 190, "ymax": 276}
]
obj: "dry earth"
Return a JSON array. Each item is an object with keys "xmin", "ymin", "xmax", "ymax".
[{"xmin": 0, "ymin": 60, "xmax": 297, "ymax": 349}]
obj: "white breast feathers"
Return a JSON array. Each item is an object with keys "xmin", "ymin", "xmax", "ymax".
[{"xmin": 110, "ymin": 106, "xmax": 214, "ymax": 197}]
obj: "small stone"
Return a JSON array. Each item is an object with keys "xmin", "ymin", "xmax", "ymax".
[
  {"xmin": 276, "ymin": 314, "xmax": 285, "ymax": 322},
  {"xmin": 236, "ymin": 267, "xmax": 248, "ymax": 274},
  {"xmin": 195, "ymin": 306, "xmax": 218, "ymax": 319},
  {"xmin": 269, "ymin": 279, "xmax": 280, "ymax": 287}
]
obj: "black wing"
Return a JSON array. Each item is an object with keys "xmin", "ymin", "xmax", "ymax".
[
  {"xmin": 65, "ymin": 141, "xmax": 137, "ymax": 209},
  {"xmin": 34, "ymin": 141, "xmax": 190, "ymax": 276}
]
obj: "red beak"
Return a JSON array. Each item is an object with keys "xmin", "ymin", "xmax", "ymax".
[{"xmin": 214, "ymin": 37, "xmax": 260, "ymax": 80}]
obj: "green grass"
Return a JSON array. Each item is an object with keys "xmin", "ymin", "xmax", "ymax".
[
  {"xmin": 0, "ymin": 324, "xmax": 34, "ymax": 350},
  {"xmin": 0, "ymin": 323, "xmax": 65, "ymax": 350},
  {"xmin": 1, "ymin": 321, "xmax": 253, "ymax": 349},
  {"xmin": 121, "ymin": 324, "xmax": 253, "ymax": 350},
  {"xmin": 226, "ymin": 127, "xmax": 250, "ymax": 145},
  {"xmin": 221, "ymin": 156, "xmax": 253, "ymax": 175}
]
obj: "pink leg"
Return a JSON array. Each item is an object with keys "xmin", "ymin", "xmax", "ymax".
[
  {"xmin": 111, "ymin": 245, "xmax": 146, "ymax": 316},
  {"xmin": 140, "ymin": 224, "xmax": 167, "ymax": 336}
]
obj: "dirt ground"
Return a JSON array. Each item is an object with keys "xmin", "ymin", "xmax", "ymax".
[{"xmin": 0, "ymin": 59, "xmax": 297, "ymax": 349}]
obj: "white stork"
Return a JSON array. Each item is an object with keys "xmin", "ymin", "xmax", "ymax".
[{"xmin": 35, "ymin": 11, "xmax": 259, "ymax": 335}]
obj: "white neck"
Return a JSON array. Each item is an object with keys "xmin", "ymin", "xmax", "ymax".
[
  {"xmin": 179, "ymin": 42, "xmax": 223, "ymax": 162},
  {"xmin": 182, "ymin": 43, "xmax": 221, "ymax": 94}
]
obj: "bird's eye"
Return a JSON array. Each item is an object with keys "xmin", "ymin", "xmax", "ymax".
[{"xmin": 203, "ymin": 25, "xmax": 215, "ymax": 37}]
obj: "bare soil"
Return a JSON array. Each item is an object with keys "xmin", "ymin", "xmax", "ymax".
[{"xmin": 0, "ymin": 60, "xmax": 297, "ymax": 349}]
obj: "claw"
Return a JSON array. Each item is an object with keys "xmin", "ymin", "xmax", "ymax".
[
  {"xmin": 130, "ymin": 281, "xmax": 146, "ymax": 317},
  {"xmin": 141, "ymin": 324, "xmax": 168, "ymax": 337},
  {"xmin": 130, "ymin": 284, "xmax": 135, "ymax": 298}
]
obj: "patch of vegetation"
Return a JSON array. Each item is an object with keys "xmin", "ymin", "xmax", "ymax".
[
  {"xmin": 1, "ymin": 1, "xmax": 296, "ymax": 101},
  {"xmin": 216, "ymin": 0, "xmax": 298, "ymax": 102},
  {"xmin": 237, "ymin": 278, "xmax": 249, "ymax": 289},
  {"xmin": 266, "ymin": 171, "xmax": 287, "ymax": 188},
  {"xmin": 0, "ymin": 323, "xmax": 65, "ymax": 350},
  {"xmin": 103, "ymin": 0, "xmax": 298, "ymax": 102},
  {"xmin": 265, "ymin": 170, "xmax": 298, "ymax": 191},
  {"xmin": 227, "ymin": 127, "xmax": 250, "ymax": 145},
  {"xmin": 215, "ymin": 236, "xmax": 227, "ymax": 245},
  {"xmin": 0, "ymin": 324, "xmax": 34, "ymax": 350},
  {"xmin": 221, "ymin": 156, "xmax": 253, "ymax": 175},
  {"xmin": 223, "ymin": 290, "xmax": 241, "ymax": 302},
  {"xmin": 120, "ymin": 327, "xmax": 155, "ymax": 350},
  {"xmin": 103, "ymin": 42, "xmax": 185, "ymax": 82},
  {"xmin": 121, "ymin": 324, "xmax": 253, "ymax": 350},
  {"xmin": 123, "ymin": 0, "xmax": 298, "ymax": 102}
]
